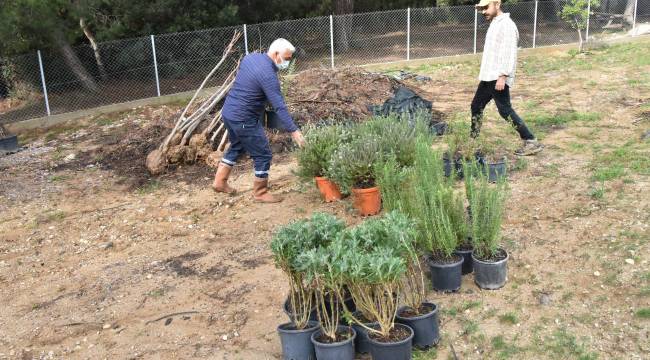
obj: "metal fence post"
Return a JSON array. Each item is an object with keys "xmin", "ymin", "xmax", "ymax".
[
  {"xmin": 533, "ymin": 0, "xmax": 538, "ymax": 48},
  {"xmin": 633, "ymin": 0, "xmax": 638, "ymax": 34},
  {"xmin": 407, "ymin": 8, "xmax": 411, "ymax": 61},
  {"xmin": 585, "ymin": 0, "xmax": 591, "ymax": 42},
  {"xmin": 330, "ymin": 15, "xmax": 335, "ymax": 69},
  {"xmin": 37, "ymin": 50, "xmax": 51, "ymax": 116},
  {"xmin": 474, "ymin": 8, "xmax": 478, "ymax": 54},
  {"xmin": 243, "ymin": 24, "xmax": 249, "ymax": 54},
  {"xmin": 150, "ymin": 35, "xmax": 161, "ymax": 97}
]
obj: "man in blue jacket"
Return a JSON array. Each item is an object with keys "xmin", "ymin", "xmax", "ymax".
[{"xmin": 212, "ymin": 38, "xmax": 305, "ymax": 203}]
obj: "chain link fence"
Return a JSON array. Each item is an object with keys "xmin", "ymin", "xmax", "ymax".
[{"xmin": 1, "ymin": 0, "xmax": 648, "ymax": 125}]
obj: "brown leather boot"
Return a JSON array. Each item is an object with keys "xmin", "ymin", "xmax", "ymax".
[
  {"xmin": 253, "ymin": 177, "xmax": 282, "ymax": 203},
  {"xmin": 212, "ymin": 163, "xmax": 236, "ymax": 194}
]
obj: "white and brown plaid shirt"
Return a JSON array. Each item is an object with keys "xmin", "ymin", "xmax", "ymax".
[{"xmin": 478, "ymin": 13, "xmax": 519, "ymax": 87}]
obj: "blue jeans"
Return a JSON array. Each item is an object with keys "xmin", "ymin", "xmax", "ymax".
[{"xmin": 221, "ymin": 118, "xmax": 272, "ymax": 178}]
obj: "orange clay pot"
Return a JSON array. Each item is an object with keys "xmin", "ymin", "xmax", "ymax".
[
  {"xmin": 314, "ymin": 177, "xmax": 343, "ymax": 202},
  {"xmin": 351, "ymin": 186, "xmax": 381, "ymax": 216}
]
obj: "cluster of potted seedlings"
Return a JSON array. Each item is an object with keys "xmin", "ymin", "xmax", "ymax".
[{"xmin": 277, "ymin": 116, "xmax": 511, "ymax": 359}]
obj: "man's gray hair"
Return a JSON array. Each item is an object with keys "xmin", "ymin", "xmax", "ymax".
[{"xmin": 268, "ymin": 38, "xmax": 296, "ymax": 54}]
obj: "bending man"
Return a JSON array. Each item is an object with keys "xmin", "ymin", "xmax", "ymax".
[{"xmin": 213, "ymin": 38, "xmax": 305, "ymax": 202}]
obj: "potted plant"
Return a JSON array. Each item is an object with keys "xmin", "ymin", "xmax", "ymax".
[
  {"xmin": 347, "ymin": 247, "xmax": 413, "ymax": 360},
  {"xmin": 385, "ymin": 212, "xmax": 440, "ymax": 350},
  {"xmin": 297, "ymin": 125, "xmax": 348, "ymax": 202},
  {"xmin": 272, "ymin": 213, "xmax": 346, "ymax": 360},
  {"xmin": 299, "ymin": 244, "xmax": 356, "ymax": 360},
  {"xmin": 475, "ymin": 136, "xmax": 508, "ymax": 183},
  {"xmin": 327, "ymin": 135, "xmax": 382, "ymax": 216},
  {"xmin": 464, "ymin": 163, "xmax": 509, "ymax": 290},
  {"xmin": 407, "ymin": 138, "xmax": 464, "ymax": 292},
  {"xmin": 442, "ymin": 120, "xmax": 485, "ymax": 180}
]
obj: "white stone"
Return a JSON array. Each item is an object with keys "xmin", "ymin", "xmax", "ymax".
[{"xmin": 625, "ymin": 259, "xmax": 634, "ymax": 265}]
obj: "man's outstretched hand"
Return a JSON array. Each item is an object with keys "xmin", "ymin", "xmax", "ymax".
[{"xmin": 291, "ymin": 130, "xmax": 306, "ymax": 148}]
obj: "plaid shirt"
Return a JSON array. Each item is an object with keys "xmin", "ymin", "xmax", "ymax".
[
  {"xmin": 479, "ymin": 13, "xmax": 519, "ymax": 87},
  {"xmin": 222, "ymin": 53, "xmax": 298, "ymax": 132}
]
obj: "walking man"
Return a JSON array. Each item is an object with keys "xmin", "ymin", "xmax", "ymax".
[
  {"xmin": 472, "ymin": 0, "xmax": 543, "ymax": 156},
  {"xmin": 212, "ymin": 38, "xmax": 305, "ymax": 202}
]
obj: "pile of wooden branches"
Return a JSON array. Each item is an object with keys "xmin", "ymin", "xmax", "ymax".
[{"xmin": 146, "ymin": 31, "xmax": 241, "ymax": 175}]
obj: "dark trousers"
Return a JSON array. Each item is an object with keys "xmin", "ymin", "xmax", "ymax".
[
  {"xmin": 221, "ymin": 117, "xmax": 272, "ymax": 178},
  {"xmin": 470, "ymin": 81, "xmax": 535, "ymax": 140}
]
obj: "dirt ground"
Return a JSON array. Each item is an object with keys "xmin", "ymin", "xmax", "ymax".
[{"xmin": 1, "ymin": 37, "xmax": 649, "ymax": 360}]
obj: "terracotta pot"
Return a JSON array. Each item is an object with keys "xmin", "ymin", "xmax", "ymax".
[
  {"xmin": 351, "ymin": 186, "xmax": 381, "ymax": 216},
  {"xmin": 314, "ymin": 177, "xmax": 343, "ymax": 202}
]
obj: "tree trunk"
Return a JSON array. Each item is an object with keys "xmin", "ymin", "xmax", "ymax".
[
  {"xmin": 80, "ymin": 17, "xmax": 108, "ymax": 80},
  {"xmin": 334, "ymin": 0, "xmax": 354, "ymax": 53},
  {"xmin": 623, "ymin": 0, "xmax": 635, "ymax": 25},
  {"xmin": 52, "ymin": 30, "xmax": 99, "ymax": 92}
]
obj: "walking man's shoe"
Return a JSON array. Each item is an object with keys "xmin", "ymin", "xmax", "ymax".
[
  {"xmin": 212, "ymin": 163, "xmax": 237, "ymax": 194},
  {"xmin": 253, "ymin": 178, "xmax": 282, "ymax": 203},
  {"xmin": 515, "ymin": 139, "xmax": 544, "ymax": 156}
]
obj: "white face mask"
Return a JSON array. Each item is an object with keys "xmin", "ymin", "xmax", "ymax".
[{"xmin": 277, "ymin": 58, "xmax": 290, "ymax": 70}]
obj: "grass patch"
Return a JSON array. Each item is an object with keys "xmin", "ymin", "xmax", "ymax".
[
  {"xmin": 499, "ymin": 312, "xmax": 519, "ymax": 325},
  {"xmin": 491, "ymin": 335, "xmax": 524, "ymax": 359},
  {"xmin": 539, "ymin": 328, "xmax": 598, "ymax": 359},
  {"xmin": 513, "ymin": 157, "xmax": 528, "ymax": 171},
  {"xmin": 462, "ymin": 300, "xmax": 482, "ymax": 311},
  {"xmin": 147, "ymin": 288, "xmax": 166, "ymax": 298},
  {"xmin": 636, "ymin": 308, "xmax": 650, "ymax": 319},
  {"xmin": 48, "ymin": 174, "xmax": 69, "ymax": 182},
  {"xmin": 592, "ymin": 165, "xmax": 625, "ymax": 182},
  {"xmin": 588, "ymin": 184, "xmax": 605, "ymax": 200},
  {"xmin": 527, "ymin": 110, "xmax": 600, "ymax": 129},
  {"xmin": 413, "ymin": 348, "xmax": 438, "ymax": 359},
  {"xmin": 136, "ymin": 180, "xmax": 161, "ymax": 195},
  {"xmin": 462, "ymin": 319, "xmax": 480, "ymax": 335}
]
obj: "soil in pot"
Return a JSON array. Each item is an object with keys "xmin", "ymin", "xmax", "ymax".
[
  {"xmin": 311, "ymin": 326, "xmax": 356, "ymax": 360},
  {"xmin": 396, "ymin": 302, "xmax": 439, "ymax": 349},
  {"xmin": 350, "ymin": 311, "xmax": 378, "ymax": 354},
  {"xmin": 472, "ymin": 248, "xmax": 509, "ymax": 290},
  {"xmin": 367, "ymin": 323, "xmax": 414, "ymax": 360},
  {"xmin": 351, "ymin": 186, "xmax": 381, "ymax": 216},
  {"xmin": 454, "ymin": 241, "xmax": 474, "ymax": 275},
  {"xmin": 427, "ymin": 254, "xmax": 463, "ymax": 292},
  {"xmin": 277, "ymin": 320, "xmax": 320, "ymax": 360},
  {"xmin": 314, "ymin": 177, "xmax": 343, "ymax": 202}
]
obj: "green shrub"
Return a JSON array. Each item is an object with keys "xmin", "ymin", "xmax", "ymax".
[
  {"xmin": 326, "ymin": 134, "xmax": 382, "ymax": 193},
  {"xmin": 464, "ymin": 162, "xmax": 508, "ymax": 259},
  {"xmin": 297, "ymin": 125, "xmax": 349, "ymax": 179},
  {"xmin": 270, "ymin": 212, "xmax": 345, "ymax": 329}
]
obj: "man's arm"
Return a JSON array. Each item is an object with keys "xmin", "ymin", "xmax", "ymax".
[{"xmin": 258, "ymin": 73, "xmax": 299, "ymax": 133}]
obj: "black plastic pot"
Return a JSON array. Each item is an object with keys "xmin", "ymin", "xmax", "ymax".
[
  {"xmin": 350, "ymin": 311, "xmax": 378, "ymax": 354},
  {"xmin": 311, "ymin": 326, "xmax": 356, "ymax": 360},
  {"xmin": 395, "ymin": 302, "xmax": 439, "ymax": 349},
  {"xmin": 277, "ymin": 321, "xmax": 320, "ymax": 360},
  {"xmin": 283, "ymin": 297, "xmax": 318, "ymax": 323},
  {"xmin": 367, "ymin": 323, "xmax": 414, "ymax": 360},
  {"xmin": 454, "ymin": 247, "xmax": 474, "ymax": 275},
  {"xmin": 0, "ymin": 135, "xmax": 19, "ymax": 155},
  {"xmin": 485, "ymin": 158, "xmax": 507, "ymax": 183},
  {"xmin": 472, "ymin": 248, "xmax": 509, "ymax": 290},
  {"xmin": 427, "ymin": 255, "xmax": 463, "ymax": 292},
  {"xmin": 443, "ymin": 156, "xmax": 463, "ymax": 179},
  {"xmin": 325, "ymin": 296, "xmax": 357, "ymax": 314}
]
